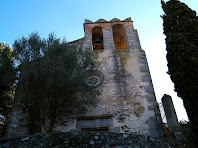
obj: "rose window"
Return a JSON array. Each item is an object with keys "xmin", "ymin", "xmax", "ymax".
[
  {"xmin": 87, "ymin": 76, "xmax": 99, "ymax": 86},
  {"xmin": 84, "ymin": 70, "xmax": 104, "ymax": 87}
]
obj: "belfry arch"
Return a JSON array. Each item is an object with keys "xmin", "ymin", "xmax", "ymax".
[
  {"xmin": 112, "ymin": 24, "xmax": 128, "ymax": 49},
  {"xmin": 92, "ymin": 26, "xmax": 104, "ymax": 50}
]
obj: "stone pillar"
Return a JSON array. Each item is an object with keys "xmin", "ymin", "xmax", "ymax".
[
  {"xmin": 126, "ymin": 29, "xmax": 135, "ymax": 49},
  {"xmin": 103, "ymin": 29, "xmax": 115, "ymax": 50},
  {"xmin": 126, "ymin": 29, "xmax": 141, "ymax": 49},
  {"xmin": 162, "ymin": 94, "xmax": 179, "ymax": 132},
  {"xmin": 83, "ymin": 32, "xmax": 92, "ymax": 50}
]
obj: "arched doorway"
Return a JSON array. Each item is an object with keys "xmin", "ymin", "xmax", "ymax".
[
  {"xmin": 92, "ymin": 26, "xmax": 104, "ymax": 50},
  {"xmin": 112, "ymin": 24, "xmax": 127, "ymax": 49}
]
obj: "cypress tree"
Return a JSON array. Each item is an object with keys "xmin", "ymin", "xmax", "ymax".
[{"xmin": 161, "ymin": 0, "xmax": 198, "ymax": 144}]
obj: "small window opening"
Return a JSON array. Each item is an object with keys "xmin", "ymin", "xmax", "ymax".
[
  {"xmin": 81, "ymin": 126, "xmax": 109, "ymax": 131},
  {"xmin": 112, "ymin": 24, "xmax": 128, "ymax": 49},
  {"xmin": 77, "ymin": 115, "xmax": 113, "ymax": 132},
  {"xmin": 92, "ymin": 26, "xmax": 104, "ymax": 50}
]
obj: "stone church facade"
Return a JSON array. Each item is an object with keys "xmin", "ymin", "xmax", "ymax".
[{"xmin": 6, "ymin": 17, "xmax": 164, "ymax": 137}]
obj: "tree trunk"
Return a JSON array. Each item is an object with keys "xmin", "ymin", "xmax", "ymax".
[{"xmin": 28, "ymin": 105, "xmax": 42, "ymax": 134}]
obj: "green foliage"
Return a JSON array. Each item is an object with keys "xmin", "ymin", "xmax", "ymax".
[
  {"xmin": 0, "ymin": 42, "xmax": 16, "ymax": 137},
  {"xmin": 161, "ymin": 0, "xmax": 198, "ymax": 146},
  {"xmin": 13, "ymin": 32, "xmax": 100, "ymax": 133}
]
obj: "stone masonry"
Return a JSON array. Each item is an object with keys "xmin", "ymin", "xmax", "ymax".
[
  {"xmin": 162, "ymin": 94, "xmax": 180, "ymax": 132},
  {"xmin": 55, "ymin": 18, "xmax": 164, "ymax": 137}
]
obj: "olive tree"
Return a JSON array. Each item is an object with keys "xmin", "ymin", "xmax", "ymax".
[{"xmin": 14, "ymin": 33, "xmax": 99, "ymax": 133}]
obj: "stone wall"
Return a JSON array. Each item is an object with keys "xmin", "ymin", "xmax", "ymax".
[
  {"xmin": 5, "ymin": 90, "xmax": 29, "ymax": 137},
  {"xmin": 55, "ymin": 48, "xmax": 164, "ymax": 137},
  {"xmin": 0, "ymin": 132, "xmax": 178, "ymax": 148}
]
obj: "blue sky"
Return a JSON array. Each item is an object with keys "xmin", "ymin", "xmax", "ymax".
[
  {"xmin": 1, "ymin": 0, "xmax": 197, "ymax": 45},
  {"xmin": 1, "ymin": 0, "xmax": 198, "ymax": 121}
]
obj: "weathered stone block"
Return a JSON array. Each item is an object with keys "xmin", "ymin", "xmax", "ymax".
[
  {"xmin": 133, "ymin": 42, "xmax": 140, "ymax": 46},
  {"xmin": 140, "ymin": 66, "xmax": 149, "ymax": 72},
  {"xmin": 148, "ymin": 116, "xmax": 156, "ymax": 125},
  {"xmin": 138, "ymin": 59, "xmax": 147, "ymax": 63},
  {"xmin": 144, "ymin": 86, "xmax": 154, "ymax": 92},
  {"xmin": 148, "ymin": 105, "xmax": 157, "ymax": 111},
  {"xmin": 141, "ymin": 76, "xmax": 151, "ymax": 82},
  {"xmin": 126, "ymin": 30, "xmax": 134, "ymax": 33},
  {"xmin": 109, "ymin": 127, "xmax": 120, "ymax": 133},
  {"xmin": 127, "ymin": 39, "xmax": 134, "ymax": 43},
  {"xmin": 133, "ymin": 45, "xmax": 141, "ymax": 49},
  {"xmin": 147, "ymin": 97, "xmax": 156, "ymax": 102},
  {"xmin": 149, "ymin": 130, "xmax": 159, "ymax": 137}
]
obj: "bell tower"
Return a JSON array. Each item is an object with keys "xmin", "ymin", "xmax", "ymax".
[{"xmin": 76, "ymin": 17, "xmax": 164, "ymax": 137}]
